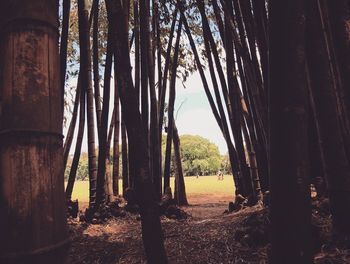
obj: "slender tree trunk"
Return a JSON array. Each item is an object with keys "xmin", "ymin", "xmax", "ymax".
[
  {"xmin": 237, "ymin": 0, "xmax": 264, "ymax": 95},
  {"xmin": 211, "ymin": 0, "xmax": 225, "ymax": 46},
  {"xmin": 326, "ymin": 0, "xmax": 350, "ymax": 159},
  {"xmin": 140, "ymin": 0, "xmax": 149, "ymax": 140},
  {"xmin": 60, "ymin": 0, "xmax": 71, "ymax": 111},
  {"xmin": 173, "ymin": 122, "xmax": 188, "ymax": 206},
  {"xmin": 197, "ymin": 0, "xmax": 242, "ymax": 195},
  {"xmin": 306, "ymin": 0, "xmax": 350, "ymax": 236},
  {"xmin": 159, "ymin": 9, "xmax": 178, "ymax": 135},
  {"xmin": 105, "ymin": 110, "xmax": 115, "ymax": 202},
  {"xmin": 147, "ymin": 0, "xmax": 162, "ymax": 200},
  {"xmin": 113, "ymin": 59, "xmax": 120, "ymax": 196},
  {"xmin": 164, "ymin": 19, "xmax": 182, "ymax": 192},
  {"xmin": 106, "ymin": 1, "xmax": 167, "ymax": 261},
  {"xmin": 63, "ymin": 79, "xmax": 81, "ymax": 169},
  {"xmin": 269, "ymin": 1, "xmax": 312, "ymax": 262},
  {"xmin": 96, "ymin": 27, "xmax": 113, "ymax": 205},
  {"xmin": 242, "ymin": 120, "xmax": 262, "ymax": 201},
  {"xmin": 134, "ymin": 0, "xmax": 140, "ymax": 107},
  {"xmin": 78, "ymin": 0, "xmax": 98, "ymax": 208},
  {"xmin": 66, "ymin": 75, "xmax": 86, "ymax": 201},
  {"xmin": 179, "ymin": 2, "xmax": 242, "ymax": 194},
  {"xmin": 224, "ymin": 1, "xmax": 252, "ymax": 198},
  {"xmin": 121, "ymin": 114, "xmax": 129, "ymax": 195},
  {"xmin": 92, "ymin": 0, "xmax": 102, "ymax": 130}
]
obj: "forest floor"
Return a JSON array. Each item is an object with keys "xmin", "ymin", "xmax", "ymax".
[
  {"xmin": 66, "ymin": 186, "xmax": 350, "ymax": 263},
  {"xmin": 67, "ymin": 193, "xmax": 271, "ymax": 264}
]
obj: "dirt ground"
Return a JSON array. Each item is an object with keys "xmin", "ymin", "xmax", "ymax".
[
  {"xmin": 66, "ymin": 194, "xmax": 350, "ymax": 264},
  {"xmin": 67, "ymin": 193, "xmax": 268, "ymax": 264}
]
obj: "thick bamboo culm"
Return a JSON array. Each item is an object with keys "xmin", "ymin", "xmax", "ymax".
[{"xmin": 0, "ymin": 1, "xmax": 69, "ymax": 263}]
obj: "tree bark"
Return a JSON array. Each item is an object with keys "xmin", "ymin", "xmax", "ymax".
[
  {"xmin": 78, "ymin": 0, "xmax": 98, "ymax": 208},
  {"xmin": 0, "ymin": 0, "xmax": 68, "ymax": 261},
  {"xmin": 173, "ymin": 122, "xmax": 188, "ymax": 206},
  {"xmin": 269, "ymin": 0, "xmax": 312, "ymax": 262},
  {"xmin": 306, "ymin": 0, "xmax": 350, "ymax": 236},
  {"xmin": 66, "ymin": 77, "xmax": 86, "ymax": 201},
  {"xmin": 121, "ymin": 114, "xmax": 129, "ymax": 195},
  {"xmin": 96, "ymin": 26, "xmax": 114, "ymax": 205},
  {"xmin": 106, "ymin": 0, "xmax": 168, "ymax": 261},
  {"xmin": 113, "ymin": 59, "xmax": 120, "ymax": 196},
  {"xmin": 92, "ymin": 0, "xmax": 102, "ymax": 130},
  {"xmin": 224, "ymin": 0, "xmax": 252, "ymax": 198},
  {"xmin": 63, "ymin": 79, "xmax": 81, "ymax": 169},
  {"xmin": 164, "ymin": 18, "xmax": 182, "ymax": 192},
  {"xmin": 60, "ymin": 0, "xmax": 71, "ymax": 112}
]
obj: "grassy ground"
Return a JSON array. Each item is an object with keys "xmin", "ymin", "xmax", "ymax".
[{"xmin": 67, "ymin": 175, "xmax": 235, "ymax": 204}]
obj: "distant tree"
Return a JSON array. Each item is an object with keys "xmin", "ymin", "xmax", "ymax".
[{"xmin": 180, "ymin": 135, "xmax": 221, "ymax": 176}]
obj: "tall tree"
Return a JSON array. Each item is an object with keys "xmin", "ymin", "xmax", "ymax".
[
  {"xmin": 0, "ymin": 0, "xmax": 68, "ymax": 261},
  {"xmin": 164, "ymin": 18, "xmax": 182, "ymax": 192},
  {"xmin": 269, "ymin": 0, "xmax": 312, "ymax": 262},
  {"xmin": 60, "ymin": 0, "xmax": 71, "ymax": 111},
  {"xmin": 96, "ymin": 26, "xmax": 114, "ymax": 205},
  {"xmin": 121, "ymin": 114, "xmax": 129, "ymax": 195},
  {"xmin": 173, "ymin": 122, "xmax": 188, "ymax": 206},
  {"xmin": 113, "ymin": 60, "xmax": 120, "ymax": 196},
  {"xmin": 63, "ymin": 80, "xmax": 81, "ymax": 169},
  {"xmin": 66, "ymin": 77, "xmax": 86, "ymax": 201},
  {"xmin": 106, "ymin": 0, "xmax": 167, "ymax": 262},
  {"xmin": 224, "ymin": 0, "xmax": 252, "ymax": 198},
  {"xmin": 78, "ymin": 0, "xmax": 98, "ymax": 208},
  {"xmin": 307, "ymin": 0, "xmax": 350, "ymax": 236},
  {"xmin": 92, "ymin": 0, "xmax": 102, "ymax": 130}
]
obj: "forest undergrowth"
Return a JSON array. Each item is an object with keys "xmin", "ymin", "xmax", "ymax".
[{"xmin": 66, "ymin": 196, "xmax": 349, "ymax": 264}]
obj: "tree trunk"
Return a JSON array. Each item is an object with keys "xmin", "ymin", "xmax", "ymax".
[
  {"xmin": 269, "ymin": 0, "xmax": 312, "ymax": 262},
  {"xmin": 121, "ymin": 114, "xmax": 129, "ymax": 195},
  {"xmin": 113, "ymin": 59, "xmax": 120, "ymax": 196},
  {"xmin": 140, "ymin": 0, "xmax": 149, "ymax": 140},
  {"xmin": 158, "ymin": 9, "xmax": 178, "ymax": 135},
  {"xmin": 0, "ymin": 1, "xmax": 68, "ymax": 261},
  {"xmin": 134, "ymin": 0, "xmax": 140, "ymax": 107},
  {"xmin": 96, "ymin": 26, "xmax": 113, "ymax": 205},
  {"xmin": 306, "ymin": 0, "xmax": 350, "ymax": 236},
  {"xmin": 60, "ymin": 0, "xmax": 71, "ymax": 112},
  {"xmin": 224, "ymin": 1, "xmax": 252, "ymax": 198},
  {"xmin": 179, "ymin": 2, "xmax": 242, "ymax": 194},
  {"xmin": 106, "ymin": 0, "xmax": 168, "ymax": 261},
  {"xmin": 164, "ymin": 18, "xmax": 182, "ymax": 192},
  {"xmin": 78, "ymin": 0, "xmax": 98, "ymax": 208},
  {"xmin": 326, "ymin": 0, "xmax": 350, "ymax": 159},
  {"xmin": 92, "ymin": 0, "xmax": 102, "ymax": 130},
  {"xmin": 105, "ymin": 110, "xmax": 115, "ymax": 202},
  {"xmin": 147, "ymin": 0, "xmax": 162, "ymax": 200},
  {"xmin": 173, "ymin": 122, "xmax": 188, "ymax": 206},
  {"xmin": 63, "ymin": 79, "xmax": 81, "ymax": 169},
  {"xmin": 66, "ymin": 76, "xmax": 86, "ymax": 201}
]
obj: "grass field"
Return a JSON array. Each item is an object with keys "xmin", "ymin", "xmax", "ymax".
[{"xmin": 66, "ymin": 175, "xmax": 235, "ymax": 204}]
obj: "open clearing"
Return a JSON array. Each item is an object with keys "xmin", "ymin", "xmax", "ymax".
[
  {"xmin": 68, "ymin": 175, "xmax": 235, "ymax": 214},
  {"xmin": 67, "ymin": 176, "xmax": 270, "ymax": 264}
]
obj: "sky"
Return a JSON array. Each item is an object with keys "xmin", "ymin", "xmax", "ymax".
[
  {"xmin": 64, "ymin": 53, "xmax": 229, "ymax": 156},
  {"xmin": 174, "ymin": 72, "xmax": 227, "ymax": 154}
]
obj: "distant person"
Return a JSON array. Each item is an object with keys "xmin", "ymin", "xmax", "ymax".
[{"xmin": 217, "ymin": 170, "xmax": 224, "ymax": 181}]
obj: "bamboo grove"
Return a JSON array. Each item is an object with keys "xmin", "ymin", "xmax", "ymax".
[{"xmin": 2, "ymin": 0, "xmax": 350, "ymax": 263}]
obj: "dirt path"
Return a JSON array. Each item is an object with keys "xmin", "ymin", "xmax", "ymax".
[{"xmin": 67, "ymin": 195, "xmax": 268, "ymax": 264}]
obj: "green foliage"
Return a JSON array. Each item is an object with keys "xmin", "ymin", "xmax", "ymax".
[
  {"xmin": 161, "ymin": 134, "xmax": 223, "ymax": 176},
  {"xmin": 64, "ymin": 153, "xmax": 89, "ymax": 181},
  {"xmin": 65, "ymin": 135, "xmax": 228, "ymax": 181},
  {"xmin": 180, "ymin": 135, "xmax": 221, "ymax": 176},
  {"xmin": 64, "ymin": 149, "xmax": 121, "ymax": 182}
]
